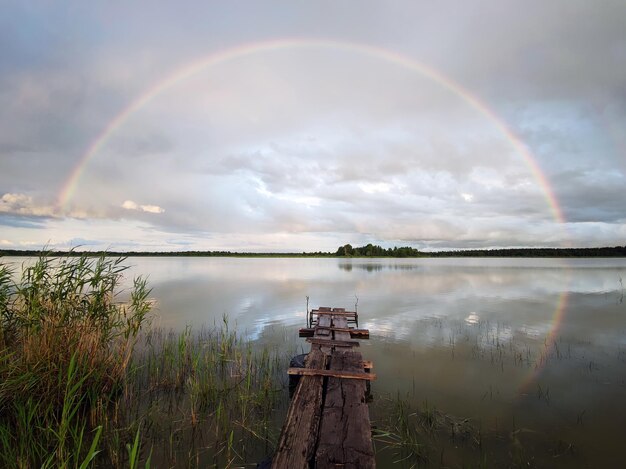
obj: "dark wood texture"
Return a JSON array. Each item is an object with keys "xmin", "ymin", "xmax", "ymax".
[
  {"xmin": 312, "ymin": 311, "xmax": 357, "ymax": 317},
  {"xmin": 299, "ymin": 327, "xmax": 369, "ymax": 338},
  {"xmin": 306, "ymin": 337, "xmax": 361, "ymax": 347},
  {"xmin": 315, "ymin": 351, "xmax": 375, "ymax": 468},
  {"xmin": 271, "ymin": 349, "xmax": 327, "ymax": 469},
  {"xmin": 287, "ymin": 368, "xmax": 377, "ymax": 381},
  {"xmin": 273, "ymin": 311, "xmax": 375, "ymax": 469},
  {"xmin": 315, "ymin": 316, "xmax": 374, "ymax": 468}
]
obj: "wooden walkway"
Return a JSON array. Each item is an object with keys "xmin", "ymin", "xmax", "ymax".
[{"xmin": 272, "ymin": 307, "xmax": 376, "ymax": 469}]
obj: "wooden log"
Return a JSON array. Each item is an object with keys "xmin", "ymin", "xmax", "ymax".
[
  {"xmin": 271, "ymin": 349, "xmax": 327, "ymax": 469},
  {"xmin": 287, "ymin": 368, "xmax": 377, "ymax": 381},
  {"xmin": 314, "ymin": 350, "xmax": 375, "ymax": 468},
  {"xmin": 305, "ymin": 338, "xmax": 360, "ymax": 348}
]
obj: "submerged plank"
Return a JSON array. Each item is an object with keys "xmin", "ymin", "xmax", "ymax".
[
  {"xmin": 362, "ymin": 360, "xmax": 374, "ymax": 370},
  {"xmin": 287, "ymin": 368, "xmax": 377, "ymax": 380},
  {"xmin": 306, "ymin": 338, "xmax": 360, "ymax": 347},
  {"xmin": 274, "ymin": 308, "xmax": 374, "ymax": 468},
  {"xmin": 316, "ymin": 315, "xmax": 333, "ymax": 354},
  {"xmin": 271, "ymin": 350, "xmax": 327, "ymax": 469},
  {"xmin": 312, "ymin": 311, "xmax": 357, "ymax": 317},
  {"xmin": 315, "ymin": 350, "xmax": 375, "ymax": 468},
  {"xmin": 299, "ymin": 327, "xmax": 369, "ymax": 338}
]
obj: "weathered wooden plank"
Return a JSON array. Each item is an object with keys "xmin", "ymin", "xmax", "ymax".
[
  {"xmin": 275, "ymin": 308, "xmax": 374, "ymax": 468},
  {"xmin": 333, "ymin": 316, "xmax": 351, "ymax": 341},
  {"xmin": 298, "ymin": 327, "xmax": 369, "ymax": 338},
  {"xmin": 315, "ymin": 315, "xmax": 333, "ymax": 354},
  {"xmin": 287, "ymin": 368, "xmax": 377, "ymax": 381},
  {"xmin": 271, "ymin": 349, "xmax": 327, "ymax": 469},
  {"xmin": 306, "ymin": 338, "xmax": 360, "ymax": 347},
  {"xmin": 312, "ymin": 311, "xmax": 357, "ymax": 317},
  {"xmin": 315, "ymin": 350, "xmax": 375, "ymax": 468}
]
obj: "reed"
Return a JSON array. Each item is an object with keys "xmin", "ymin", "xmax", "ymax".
[
  {"xmin": 1, "ymin": 251, "xmax": 296, "ymax": 467},
  {"xmin": 126, "ymin": 322, "xmax": 292, "ymax": 466},
  {"xmin": 0, "ymin": 253, "xmax": 151, "ymax": 468}
]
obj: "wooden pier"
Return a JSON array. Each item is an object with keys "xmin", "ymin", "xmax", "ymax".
[{"xmin": 272, "ymin": 307, "xmax": 376, "ymax": 469}]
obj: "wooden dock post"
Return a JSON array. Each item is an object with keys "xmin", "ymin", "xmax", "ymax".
[{"xmin": 272, "ymin": 307, "xmax": 375, "ymax": 469}]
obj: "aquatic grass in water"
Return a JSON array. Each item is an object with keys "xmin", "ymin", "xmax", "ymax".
[
  {"xmin": 4, "ymin": 254, "xmax": 623, "ymax": 467},
  {"xmin": 125, "ymin": 322, "xmax": 293, "ymax": 466},
  {"xmin": 0, "ymin": 254, "xmax": 293, "ymax": 467},
  {"xmin": 368, "ymin": 314, "xmax": 626, "ymax": 468},
  {"xmin": 0, "ymin": 253, "xmax": 151, "ymax": 467}
]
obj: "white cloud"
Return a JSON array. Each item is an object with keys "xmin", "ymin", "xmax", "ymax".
[
  {"xmin": 0, "ymin": 193, "xmax": 57, "ymax": 217},
  {"xmin": 121, "ymin": 200, "xmax": 139, "ymax": 210},
  {"xmin": 141, "ymin": 204, "xmax": 165, "ymax": 214},
  {"xmin": 121, "ymin": 200, "xmax": 164, "ymax": 214},
  {"xmin": 358, "ymin": 182, "xmax": 392, "ymax": 194}
]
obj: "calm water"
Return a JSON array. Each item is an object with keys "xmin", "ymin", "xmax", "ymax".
[
  {"xmin": 119, "ymin": 256, "xmax": 626, "ymax": 467},
  {"xmin": 7, "ymin": 256, "xmax": 626, "ymax": 466}
]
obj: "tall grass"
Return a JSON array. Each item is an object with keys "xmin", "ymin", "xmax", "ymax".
[
  {"xmin": 0, "ymin": 254, "xmax": 151, "ymax": 468},
  {"xmin": 0, "ymin": 253, "xmax": 293, "ymax": 467},
  {"xmin": 124, "ymin": 322, "xmax": 291, "ymax": 466}
]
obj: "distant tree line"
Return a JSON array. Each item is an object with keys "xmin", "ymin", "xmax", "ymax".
[
  {"xmin": 335, "ymin": 243, "xmax": 626, "ymax": 257},
  {"xmin": 428, "ymin": 246, "xmax": 626, "ymax": 257},
  {"xmin": 1, "ymin": 245, "xmax": 626, "ymax": 258},
  {"xmin": 0, "ymin": 249, "xmax": 335, "ymax": 258},
  {"xmin": 335, "ymin": 243, "xmax": 423, "ymax": 257}
]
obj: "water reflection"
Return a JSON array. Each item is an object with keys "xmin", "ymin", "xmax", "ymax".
[
  {"xmin": 101, "ymin": 258, "xmax": 626, "ymax": 347},
  {"xmin": 3, "ymin": 256, "xmax": 625, "ymax": 466},
  {"xmin": 339, "ymin": 261, "xmax": 423, "ymax": 272}
]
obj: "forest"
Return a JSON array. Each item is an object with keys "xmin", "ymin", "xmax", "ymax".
[{"xmin": 2, "ymin": 245, "xmax": 626, "ymax": 257}]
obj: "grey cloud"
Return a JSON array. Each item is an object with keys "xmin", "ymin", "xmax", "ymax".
[
  {"xmin": 433, "ymin": 1, "xmax": 626, "ymax": 102},
  {"xmin": 0, "ymin": 214, "xmax": 47, "ymax": 229},
  {"xmin": 552, "ymin": 169, "xmax": 626, "ymax": 223},
  {"xmin": 1, "ymin": 1, "xmax": 624, "ymax": 250},
  {"xmin": 108, "ymin": 131, "xmax": 176, "ymax": 159}
]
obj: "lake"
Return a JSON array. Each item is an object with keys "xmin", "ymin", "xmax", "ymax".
[{"xmin": 5, "ymin": 256, "xmax": 626, "ymax": 466}]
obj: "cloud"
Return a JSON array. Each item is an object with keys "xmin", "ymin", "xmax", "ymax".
[
  {"xmin": 0, "ymin": 1, "xmax": 625, "ymax": 250},
  {"xmin": 122, "ymin": 200, "xmax": 165, "ymax": 214},
  {"xmin": 0, "ymin": 193, "xmax": 57, "ymax": 217}
]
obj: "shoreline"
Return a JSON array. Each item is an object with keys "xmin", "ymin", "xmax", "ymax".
[{"xmin": 2, "ymin": 247, "xmax": 626, "ymax": 259}]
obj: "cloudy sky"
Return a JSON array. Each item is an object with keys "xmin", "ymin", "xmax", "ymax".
[{"xmin": 1, "ymin": 1, "xmax": 625, "ymax": 252}]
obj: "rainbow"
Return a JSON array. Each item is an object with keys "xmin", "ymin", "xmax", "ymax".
[
  {"xmin": 517, "ymin": 286, "xmax": 571, "ymax": 396},
  {"xmin": 56, "ymin": 38, "xmax": 566, "ymax": 224},
  {"xmin": 56, "ymin": 38, "xmax": 570, "ymax": 393}
]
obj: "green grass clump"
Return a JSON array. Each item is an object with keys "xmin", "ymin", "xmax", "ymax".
[
  {"xmin": 130, "ymin": 322, "xmax": 291, "ymax": 466},
  {"xmin": 0, "ymin": 253, "xmax": 293, "ymax": 468},
  {"xmin": 0, "ymin": 253, "xmax": 151, "ymax": 468}
]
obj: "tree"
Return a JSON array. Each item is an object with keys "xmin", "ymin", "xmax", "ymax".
[{"xmin": 336, "ymin": 244, "xmax": 354, "ymax": 256}]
